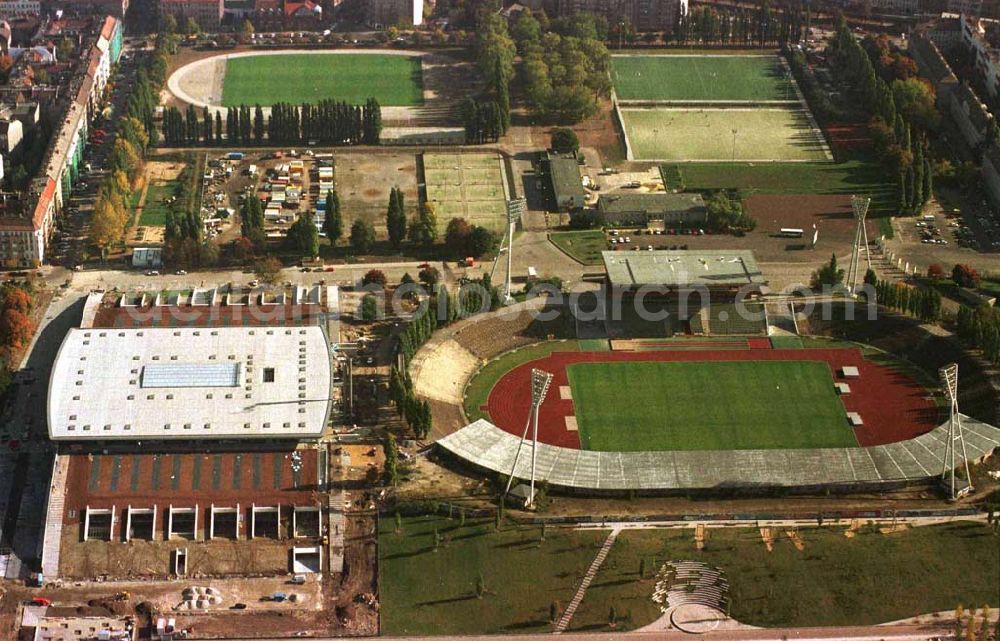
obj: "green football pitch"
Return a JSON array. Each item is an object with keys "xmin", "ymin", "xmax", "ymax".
[
  {"xmin": 620, "ymin": 107, "xmax": 829, "ymax": 161},
  {"xmin": 221, "ymin": 53, "xmax": 424, "ymax": 107},
  {"xmin": 611, "ymin": 55, "xmax": 795, "ymax": 102},
  {"xmin": 566, "ymin": 360, "xmax": 856, "ymax": 451}
]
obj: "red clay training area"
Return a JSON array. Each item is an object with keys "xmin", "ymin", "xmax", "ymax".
[{"xmin": 485, "ymin": 344, "xmax": 939, "ymax": 450}]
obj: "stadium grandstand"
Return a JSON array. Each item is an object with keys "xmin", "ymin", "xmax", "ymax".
[{"xmin": 601, "ymin": 250, "xmax": 768, "ymax": 338}]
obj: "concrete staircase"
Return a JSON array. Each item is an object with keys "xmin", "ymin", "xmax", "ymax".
[{"xmin": 554, "ymin": 528, "xmax": 619, "ymax": 633}]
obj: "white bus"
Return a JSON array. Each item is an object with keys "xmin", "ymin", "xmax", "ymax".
[{"xmin": 779, "ymin": 228, "xmax": 804, "ymax": 238}]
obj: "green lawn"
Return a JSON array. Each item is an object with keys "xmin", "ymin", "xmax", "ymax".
[
  {"xmin": 621, "ymin": 107, "xmax": 828, "ymax": 162},
  {"xmin": 464, "ymin": 341, "xmax": 579, "ymax": 422},
  {"xmin": 571, "ymin": 522, "xmax": 999, "ymax": 631},
  {"xmin": 611, "ymin": 55, "xmax": 794, "ymax": 102},
  {"xmin": 549, "ymin": 231, "xmax": 606, "ymax": 265},
  {"xmin": 676, "ymin": 156, "xmax": 897, "ymax": 218},
  {"xmin": 567, "ymin": 360, "xmax": 855, "ymax": 451},
  {"xmin": 221, "ymin": 53, "xmax": 424, "ymax": 107},
  {"xmin": 139, "ymin": 181, "xmax": 181, "ymax": 226},
  {"xmin": 379, "ymin": 515, "xmax": 606, "ymax": 635}
]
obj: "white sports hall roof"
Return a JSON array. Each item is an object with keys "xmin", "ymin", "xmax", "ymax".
[{"xmin": 48, "ymin": 326, "xmax": 332, "ymax": 440}]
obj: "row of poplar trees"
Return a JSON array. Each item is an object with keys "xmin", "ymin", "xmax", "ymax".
[{"xmin": 162, "ymin": 98, "xmax": 382, "ymax": 146}]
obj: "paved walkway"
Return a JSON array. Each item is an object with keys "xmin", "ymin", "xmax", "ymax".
[{"xmin": 553, "ymin": 527, "xmax": 619, "ymax": 633}]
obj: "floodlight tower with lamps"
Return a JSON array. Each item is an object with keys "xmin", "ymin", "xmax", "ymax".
[
  {"xmin": 939, "ymin": 363, "xmax": 972, "ymax": 500},
  {"xmin": 503, "ymin": 368, "xmax": 553, "ymax": 508},
  {"xmin": 846, "ymin": 194, "xmax": 871, "ymax": 295}
]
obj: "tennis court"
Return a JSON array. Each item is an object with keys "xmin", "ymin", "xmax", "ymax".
[{"xmin": 423, "ymin": 152, "xmax": 509, "ymax": 233}]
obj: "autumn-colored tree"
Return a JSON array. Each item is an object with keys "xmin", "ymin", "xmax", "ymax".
[
  {"xmin": 111, "ymin": 138, "xmax": 143, "ymax": 187},
  {"xmin": 3, "ymin": 288, "xmax": 31, "ymax": 315},
  {"xmin": 1, "ymin": 308, "xmax": 33, "ymax": 349},
  {"xmin": 89, "ymin": 197, "xmax": 125, "ymax": 250},
  {"xmin": 254, "ymin": 256, "xmax": 282, "ymax": 284}
]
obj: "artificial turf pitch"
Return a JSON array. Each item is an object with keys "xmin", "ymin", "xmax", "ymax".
[
  {"xmin": 611, "ymin": 55, "xmax": 795, "ymax": 102},
  {"xmin": 221, "ymin": 54, "xmax": 424, "ymax": 107},
  {"xmin": 566, "ymin": 360, "xmax": 855, "ymax": 451}
]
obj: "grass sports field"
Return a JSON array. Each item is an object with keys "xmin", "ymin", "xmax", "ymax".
[
  {"xmin": 620, "ymin": 107, "xmax": 829, "ymax": 161},
  {"xmin": 611, "ymin": 55, "xmax": 795, "ymax": 102},
  {"xmin": 423, "ymin": 152, "xmax": 508, "ymax": 234},
  {"xmin": 566, "ymin": 360, "xmax": 855, "ymax": 451},
  {"xmin": 221, "ymin": 53, "xmax": 423, "ymax": 107}
]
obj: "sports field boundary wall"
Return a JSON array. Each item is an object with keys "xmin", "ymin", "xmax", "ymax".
[{"xmin": 610, "ymin": 88, "xmax": 636, "ymax": 162}]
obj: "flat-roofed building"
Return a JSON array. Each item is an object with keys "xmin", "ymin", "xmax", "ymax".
[
  {"xmin": 603, "ymin": 249, "xmax": 767, "ymax": 295},
  {"xmin": 48, "ymin": 325, "xmax": 333, "ymax": 441},
  {"xmin": 597, "ymin": 192, "xmax": 706, "ymax": 227}
]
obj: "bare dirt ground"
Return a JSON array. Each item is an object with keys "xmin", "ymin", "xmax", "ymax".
[
  {"xmin": 410, "ymin": 337, "xmax": 479, "ymax": 406},
  {"xmin": 326, "ymin": 512, "xmax": 379, "ymax": 636},
  {"xmin": 335, "ymin": 151, "xmax": 419, "ymax": 234},
  {"xmin": 58, "ymin": 536, "xmax": 295, "ymax": 580}
]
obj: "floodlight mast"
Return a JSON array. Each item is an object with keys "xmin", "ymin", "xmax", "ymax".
[
  {"xmin": 503, "ymin": 199, "xmax": 526, "ymax": 303},
  {"xmin": 846, "ymin": 195, "xmax": 871, "ymax": 295},
  {"xmin": 502, "ymin": 368, "xmax": 553, "ymax": 508},
  {"xmin": 939, "ymin": 363, "xmax": 971, "ymax": 500}
]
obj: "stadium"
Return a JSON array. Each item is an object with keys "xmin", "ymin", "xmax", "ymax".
[
  {"xmin": 610, "ymin": 53, "xmax": 832, "ymax": 162},
  {"xmin": 168, "ymin": 50, "xmax": 425, "ymax": 110},
  {"xmin": 413, "ymin": 251, "xmax": 1000, "ymax": 495}
]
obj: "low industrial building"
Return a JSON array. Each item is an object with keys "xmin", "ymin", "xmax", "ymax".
[
  {"xmin": 596, "ymin": 192, "xmax": 706, "ymax": 227},
  {"xmin": 541, "ymin": 152, "xmax": 585, "ymax": 212}
]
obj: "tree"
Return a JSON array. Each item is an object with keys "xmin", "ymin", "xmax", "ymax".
[
  {"xmin": 362, "ymin": 269, "xmax": 388, "ymax": 287},
  {"xmin": 409, "ymin": 203, "xmax": 438, "ymax": 246},
  {"xmin": 549, "ymin": 601, "xmax": 560, "ymax": 624},
  {"xmin": 323, "ymin": 189, "xmax": 343, "ymax": 245},
  {"xmin": 160, "ymin": 13, "xmax": 178, "ymax": 35},
  {"xmin": 3, "ymin": 288, "xmax": 31, "ymax": 314},
  {"xmin": 286, "ymin": 213, "xmax": 319, "ymax": 257},
  {"xmin": 0, "ymin": 308, "xmax": 32, "ymax": 349},
  {"xmin": 360, "ymin": 293, "xmax": 379, "ymax": 322},
  {"xmin": 475, "ymin": 573, "xmax": 486, "ymax": 599},
  {"xmin": 350, "ymin": 219, "xmax": 376, "ymax": 254},
  {"xmin": 383, "ymin": 433, "xmax": 399, "ymax": 485},
  {"xmin": 953, "ymin": 264, "xmax": 981, "ymax": 288},
  {"xmin": 254, "ymin": 256, "xmax": 282, "ymax": 284},
  {"xmin": 183, "ymin": 16, "xmax": 201, "ymax": 37},
  {"xmin": 418, "ymin": 266, "xmax": 440, "ymax": 287},
  {"xmin": 864, "ymin": 268, "xmax": 878, "ymax": 287},
  {"xmin": 928, "ymin": 263, "xmax": 945, "ymax": 280},
  {"xmin": 57, "ymin": 37, "xmax": 74, "ymax": 61},
  {"xmin": 239, "ymin": 18, "xmax": 255, "ymax": 40},
  {"xmin": 812, "ymin": 253, "xmax": 845, "ymax": 288},
  {"xmin": 445, "ymin": 218, "xmax": 472, "ymax": 257},
  {"xmin": 551, "ymin": 128, "xmax": 580, "ymax": 155},
  {"xmin": 386, "ymin": 187, "xmax": 407, "ymax": 250},
  {"xmin": 467, "ymin": 226, "xmax": 499, "ymax": 258},
  {"xmin": 608, "ymin": 606, "xmax": 617, "ymax": 629}
]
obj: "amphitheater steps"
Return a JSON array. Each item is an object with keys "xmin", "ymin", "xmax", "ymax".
[{"xmin": 554, "ymin": 528, "xmax": 619, "ymax": 634}]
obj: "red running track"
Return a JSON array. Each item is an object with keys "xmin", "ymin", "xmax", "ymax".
[{"xmin": 485, "ymin": 347, "xmax": 940, "ymax": 450}]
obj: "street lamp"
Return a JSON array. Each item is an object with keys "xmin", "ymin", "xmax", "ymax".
[{"xmin": 731, "ymin": 128, "xmax": 738, "ymax": 161}]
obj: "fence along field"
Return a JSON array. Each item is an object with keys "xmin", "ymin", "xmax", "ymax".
[
  {"xmin": 422, "ymin": 152, "xmax": 509, "ymax": 233},
  {"xmin": 611, "ymin": 53, "xmax": 830, "ymax": 162}
]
